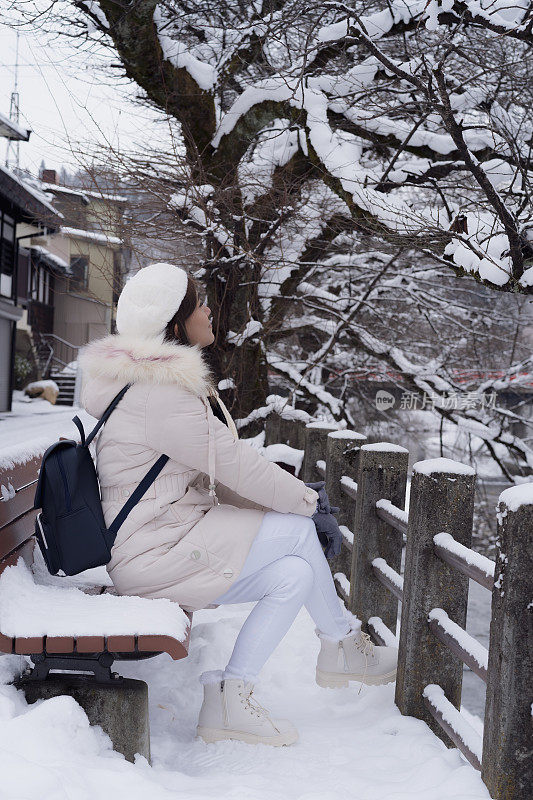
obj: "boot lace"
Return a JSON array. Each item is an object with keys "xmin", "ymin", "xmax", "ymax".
[
  {"xmin": 349, "ymin": 631, "xmax": 375, "ymax": 694},
  {"xmin": 239, "ymin": 686, "xmax": 270, "ymax": 719},
  {"xmin": 354, "ymin": 631, "xmax": 375, "ymax": 657}
]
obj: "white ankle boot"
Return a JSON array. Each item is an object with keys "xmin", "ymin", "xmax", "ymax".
[
  {"xmin": 196, "ymin": 670, "xmax": 299, "ymax": 746},
  {"xmin": 315, "ymin": 622, "xmax": 397, "ymax": 688}
]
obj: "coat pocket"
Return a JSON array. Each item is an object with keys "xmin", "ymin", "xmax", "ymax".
[{"xmin": 169, "ymin": 499, "xmax": 207, "ymax": 524}]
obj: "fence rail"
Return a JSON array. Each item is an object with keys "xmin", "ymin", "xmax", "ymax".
[{"xmin": 266, "ymin": 411, "xmax": 532, "ymax": 800}]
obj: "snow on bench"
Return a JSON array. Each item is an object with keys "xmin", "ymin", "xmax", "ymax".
[{"xmin": 0, "ymin": 558, "xmax": 189, "ymax": 642}]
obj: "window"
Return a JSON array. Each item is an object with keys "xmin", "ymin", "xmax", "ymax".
[
  {"xmin": 69, "ymin": 254, "xmax": 89, "ymax": 290},
  {"xmin": 28, "ymin": 260, "xmax": 52, "ymax": 306},
  {"xmin": 0, "ymin": 212, "xmax": 15, "ymax": 299}
]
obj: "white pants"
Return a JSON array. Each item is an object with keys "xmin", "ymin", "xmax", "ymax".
[{"xmin": 212, "ymin": 510, "xmax": 352, "ymax": 684}]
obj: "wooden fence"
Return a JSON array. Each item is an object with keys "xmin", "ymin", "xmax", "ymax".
[{"xmin": 265, "ymin": 412, "xmax": 532, "ymax": 800}]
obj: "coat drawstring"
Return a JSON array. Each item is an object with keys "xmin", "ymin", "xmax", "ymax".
[{"xmin": 205, "ymin": 393, "xmax": 220, "ymax": 505}]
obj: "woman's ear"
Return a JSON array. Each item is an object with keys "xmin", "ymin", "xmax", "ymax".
[{"xmin": 174, "ymin": 322, "xmax": 179, "ymax": 339}]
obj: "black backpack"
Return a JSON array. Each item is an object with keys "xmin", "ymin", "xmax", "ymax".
[{"xmin": 33, "ymin": 384, "xmax": 169, "ymax": 576}]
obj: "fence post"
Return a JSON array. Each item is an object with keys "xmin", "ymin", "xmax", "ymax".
[
  {"xmin": 301, "ymin": 422, "xmax": 338, "ymax": 483},
  {"xmin": 349, "ymin": 443, "xmax": 409, "ymax": 632},
  {"xmin": 481, "ymin": 486, "xmax": 533, "ymax": 800},
  {"xmin": 279, "ymin": 416, "xmax": 308, "ymax": 451},
  {"xmin": 325, "ymin": 430, "xmax": 367, "ymax": 581},
  {"xmin": 265, "ymin": 410, "xmax": 310, "ymax": 451},
  {"xmin": 265, "ymin": 412, "xmax": 281, "ymax": 447},
  {"xmin": 395, "ymin": 458, "xmax": 476, "ymax": 744}
]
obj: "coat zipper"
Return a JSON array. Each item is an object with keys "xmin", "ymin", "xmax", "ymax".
[{"xmin": 56, "ymin": 451, "xmax": 72, "ymax": 512}]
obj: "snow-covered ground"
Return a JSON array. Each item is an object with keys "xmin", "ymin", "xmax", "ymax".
[
  {"xmin": 0, "ymin": 600, "xmax": 491, "ymax": 800},
  {"xmin": 0, "ymin": 392, "xmax": 492, "ymax": 797}
]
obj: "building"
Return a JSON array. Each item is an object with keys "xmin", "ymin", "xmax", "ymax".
[
  {"xmin": 18, "ymin": 170, "xmax": 129, "ymax": 347},
  {"xmin": 11, "ymin": 170, "xmax": 129, "ymax": 402},
  {"xmin": 0, "ymin": 110, "xmax": 62, "ymax": 410}
]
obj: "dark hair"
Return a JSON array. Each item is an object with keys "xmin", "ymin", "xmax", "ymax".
[{"xmin": 163, "ymin": 272, "xmax": 204, "ymax": 345}]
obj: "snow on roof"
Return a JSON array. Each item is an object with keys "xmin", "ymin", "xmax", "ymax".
[
  {"xmin": 40, "ymin": 183, "xmax": 128, "ymax": 204},
  {"xmin": 61, "ymin": 226, "xmax": 122, "ymax": 245},
  {"xmin": 0, "ymin": 109, "xmax": 30, "ymax": 141},
  {"xmin": 29, "ymin": 245, "xmax": 71, "ymax": 274},
  {"xmin": 40, "ymin": 182, "xmax": 90, "ymax": 204},
  {"xmin": 0, "ymin": 163, "xmax": 62, "ymax": 222},
  {"xmin": 82, "ymin": 188, "xmax": 128, "ymax": 203}
]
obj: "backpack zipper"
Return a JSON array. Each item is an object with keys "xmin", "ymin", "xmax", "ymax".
[{"xmin": 56, "ymin": 451, "xmax": 72, "ymax": 512}]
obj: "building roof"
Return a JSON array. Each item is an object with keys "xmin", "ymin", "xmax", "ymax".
[
  {"xmin": 0, "ymin": 164, "xmax": 62, "ymax": 229},
  {"xmin": 40, "ymin": 182, "xmax": 90, "ymax": 205},
  {"xmin": 82, "ymin": 188, "xmax": 128, "ymax": 203},
  {"xmin": 61, "ymin": 225, "xmax": 122, "ymax": 245},
  {"xmin": 28, "ymin": 245, "xmax": 71, "ymax": 276},
  {"xmin": 0, "ymin": 110, "xmax": 31, "ymax": 141},
  {"xmin": 40, "ymin": 182, "xmax": 128, "ymax": 204}
]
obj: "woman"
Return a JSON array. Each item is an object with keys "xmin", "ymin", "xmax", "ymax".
[{"xmin": 79, "ymin": 262, "xmax": 397, "ymax": 748}]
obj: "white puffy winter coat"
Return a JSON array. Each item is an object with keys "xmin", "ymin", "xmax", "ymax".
[{"xmin": 79, "ymin": 333, "xmax": 319, "ymax": 612}]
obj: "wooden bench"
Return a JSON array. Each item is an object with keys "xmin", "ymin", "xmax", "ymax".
[{"xmin": 0, "ymin": 454, "xmax": 193, "ymax": 763}]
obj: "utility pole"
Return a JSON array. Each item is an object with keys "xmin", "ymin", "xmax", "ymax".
[{"xmin": 5, "ymin": 30, "xmax": 21, "ymax": 172}]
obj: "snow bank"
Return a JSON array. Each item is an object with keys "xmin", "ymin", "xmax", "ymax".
[{"xmin": 0, "ymin": 559, "xmax": 188, "ymax": 640}]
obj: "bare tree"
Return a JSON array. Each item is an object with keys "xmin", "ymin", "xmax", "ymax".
[{"xmin": 10, "ymin": 0, "xmax": 533, "ymax": 479}]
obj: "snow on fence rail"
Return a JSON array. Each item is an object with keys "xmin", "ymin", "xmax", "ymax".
[{"xmin": 265, "ymin": 412, "xmax": 532, "ymax": 800}]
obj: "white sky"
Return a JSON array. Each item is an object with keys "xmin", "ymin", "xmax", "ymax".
[{"xmin": 0, "ymin": 21, "xmax": 167, "ymax": 177}]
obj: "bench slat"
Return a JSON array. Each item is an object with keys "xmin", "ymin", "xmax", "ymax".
[
  {"xmin": 0, "ymin": 457, "xmax": 41, "ymax": 530},
  {"xmin": 15, "ymin": 637, "xmax": 43, "ymax": 654},
  {"xmin": 0, "ymin": 538, "xmax": 36, "ymax": 576},
  {"xmin": 108, "ymin": 635, "xmax": 136, "ymax": 651},
  {"xmin": 0, "ymin": 512, "xmax": 38, "ymax": 564},
  {"xmin": 0, "ymin": 632, "xmax": 13, "ymax": 653},
  {"xmin": 46, "ymin": 636, "xmax": 75, "ymax": 653},
  {"xmin": 138, "ymin": 634, "xmax": 188, "ymax": 660},
  {"xmin": 76, "ymin": 636, "xmax": 105, "ymax": 652}
]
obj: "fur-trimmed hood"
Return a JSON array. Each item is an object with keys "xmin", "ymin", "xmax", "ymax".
[{"xmin": 78, "ymin": 332, "xmax": 216, "ymax": 397}]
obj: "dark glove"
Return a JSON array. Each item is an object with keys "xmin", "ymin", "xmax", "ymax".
[
  {"xmin": 312, "ymin": 508, "xmax": 343, "ymax": 560},
  {"xmin": 304, "ymin": 480, "xmax": 332, "ymax": 514}
]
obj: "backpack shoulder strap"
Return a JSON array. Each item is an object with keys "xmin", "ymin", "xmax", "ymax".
[
  {"xmin": 83, "ymin": 384, "xmax": 131, "ymax": 448},
  {"xmin": 105, "ymin": 453, "xmax": 169, "ymax": 546}
]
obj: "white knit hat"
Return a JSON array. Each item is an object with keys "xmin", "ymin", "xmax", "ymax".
[{"xmin": 116, "ymin": 263, "xmax": 189, "ymax": 340}]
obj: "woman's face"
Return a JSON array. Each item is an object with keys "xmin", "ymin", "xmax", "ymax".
[{"xmin": 177, "ymin": 294, "xmax": 215, "ymax": 348}]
